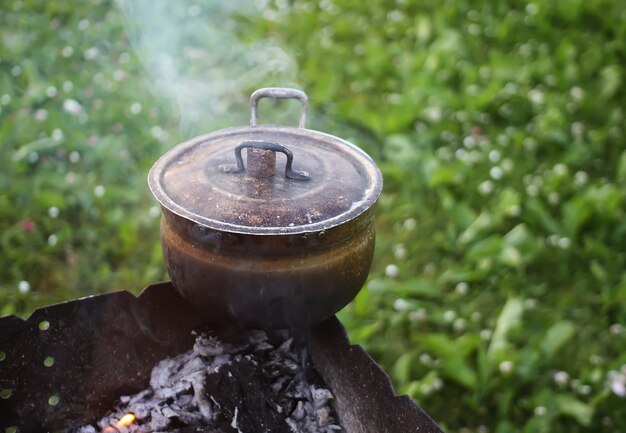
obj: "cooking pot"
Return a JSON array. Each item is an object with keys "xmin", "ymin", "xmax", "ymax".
[{"xmin": 148, "ymin": 88, "xmax": 382, "ymax": 329}]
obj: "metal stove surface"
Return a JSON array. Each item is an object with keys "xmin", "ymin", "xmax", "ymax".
[{"xmin": 0, "ymin": 282, "xmax": 443, "ymax": 433}]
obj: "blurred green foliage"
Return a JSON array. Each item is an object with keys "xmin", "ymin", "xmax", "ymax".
[{"xmin": 1, "ymin": 0, "xmax": 626, "ymax": 432}]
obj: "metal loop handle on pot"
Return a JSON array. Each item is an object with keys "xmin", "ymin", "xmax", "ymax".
[
  {"xmin": 222, "ymin": 140, "xmax": 310, "ymax": 181},
  {"xmin": 250, "ymin": 88, "xmax": 308, "ymax": 128}
]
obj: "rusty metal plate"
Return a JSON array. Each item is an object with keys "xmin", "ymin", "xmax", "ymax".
[{"xmin": 0, "ymin": 283, "xmax": 442, "ymax": 433}]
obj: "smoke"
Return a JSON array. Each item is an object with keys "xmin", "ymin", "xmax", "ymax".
[{"xmin": 115, "ymin": 0, "xmax": 299, "ymax": 135}]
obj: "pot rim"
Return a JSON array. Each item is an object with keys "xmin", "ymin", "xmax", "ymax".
[{"xmin": 148, "ymin": 125, "xmax": 383, "ymax": 235}]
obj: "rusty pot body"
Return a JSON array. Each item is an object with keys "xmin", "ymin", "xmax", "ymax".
[
  {"xmin": 149, "ymin": 88, "xmax": 382, "ymax": 329},
  {"xmin": 160, "ymin": 206, "xmax": 375, "ymax": 328}
]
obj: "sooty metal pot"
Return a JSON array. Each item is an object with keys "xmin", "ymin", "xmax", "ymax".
[{"xmin": 148, "ymin": 88, "xmax": 382, "ymax": 329}]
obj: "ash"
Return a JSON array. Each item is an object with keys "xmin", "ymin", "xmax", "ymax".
[{"xmin": 70, "ymin": 330, "xmax": 341, "ymax": 433}]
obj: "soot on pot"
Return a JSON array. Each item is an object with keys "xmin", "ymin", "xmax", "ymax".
[{"xmin": 68, "ymin": 329, "xmax": 342, "ymax": 433}]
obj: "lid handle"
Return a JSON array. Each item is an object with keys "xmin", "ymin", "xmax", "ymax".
[
  {"xmin": 221, "ymin": 140, "xmax": 310, "ymax": 181},
  {"xmin": 250, "ymin": 88, "xmax": 308, "ymax": 128}
]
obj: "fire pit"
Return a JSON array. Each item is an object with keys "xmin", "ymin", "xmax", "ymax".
[{"xmin": 0, "ymin": 282, "xmax": 442, "ymax": 432}]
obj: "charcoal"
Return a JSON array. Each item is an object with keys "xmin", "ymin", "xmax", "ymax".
[
  {"xmin": 204, "ymin": 357, "xmax": 290, "ymax": 433},
  {"xmin": 69, "ymin": 330, "xmax": 341, "ymax": 433}
]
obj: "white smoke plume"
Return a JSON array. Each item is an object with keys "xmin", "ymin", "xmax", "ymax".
[{"xmin": 115, "ymin": 0, "xmax": 299, "ymax": 135}]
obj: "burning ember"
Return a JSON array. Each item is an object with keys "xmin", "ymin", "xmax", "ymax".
[
  {"xmin": 101, "ymin": 413, "xmax": 136, "ymax": 432},
  {"xmin": 69, "ymin": 330, "xmax": 341, "ymax": 433}
]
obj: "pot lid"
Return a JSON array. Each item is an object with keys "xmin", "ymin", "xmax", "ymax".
[{"xmin": 148, "ymin": 88, "xmax": 382, "ymax": 235}]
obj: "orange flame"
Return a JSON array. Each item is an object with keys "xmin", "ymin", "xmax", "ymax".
[
  {"xmin": 116, "ymin": 414, "xmax": 136, "ymax": 427},
  {"xmin": 101, "ymin": 413, "xmax": 136, "ymax": 432}
]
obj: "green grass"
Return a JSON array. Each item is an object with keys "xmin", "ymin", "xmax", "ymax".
[{"xmin": 2, "ymin": 1, "xmax": 626, "ymax": 432}]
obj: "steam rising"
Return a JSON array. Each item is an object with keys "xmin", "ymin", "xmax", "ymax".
[{"xmin": 115, "ymin": 0, "xmax": 299, "ymax": 134}]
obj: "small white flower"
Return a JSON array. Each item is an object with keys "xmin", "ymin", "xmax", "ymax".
[
  {"xmin": 78, "ymin": 19, "xmax": 90, "ymax": 30},
  {"xmin": 526, "ymin": 184, "xmax": 539, "ymax": 196},
  {"xmin": 11, "ymin": 65, "xmax": 22, "ymax": 76},
  {"xmin": 488, "ymin": 150, "xmax": 501, "ymax": 163},
  {"xmin": 113, "ymin": 69, "xmax": 127, "ymax": 81},
  {"xmin": 610, "ymin": 324, "xmax": 623, "ymax": 335},
  {"xmin": 65, "ymin": 172, "xmax": 77, "ymax": 184},
  {"xmin": 1, "ymin": 94, "xmax": 11, "ymax": 105},
  {"xmin": 432, "ymin": 378, "xmax": 444, "ymax": 391},
  {"xmin": 34, "ymin": 108, "xmax": 48, "ymax": 122},
  {"xmin": 385, "ymin": 264, "xmax": 399, "ymax": 278},
  {"xmin": 61, "ymin": 46, "xmax": 74, "ymax": 58},
  {"xmin": 69, "ymin": 151, "xmax": 81, "ymax": 163},
  {"xmin": 52, "ymin": 128, "xmax": 64, "ymax": 142},
  {"xmin": 94, "ymin": 185, "xmax": 106, "ymax": 197},
  {"xmin": 490, "ymin": 166, "xmax": 503, "ymax": 180},
  {"xmin": 480, "ymin": 329, "xmax": 493, "ymax": 340},
  {"xmin": 501, "ymin": 158, "xmax": 514, "ymax": 173},
  {"xmin": 130, "ymin": 102, "xmax": 142, "ymax": 114},
  {"xmin": 523, "ymin": 137, "xmax": 537, "ymax": 151},
  {"xmin": 570, "ymin": 86, "xmax": 584, "ymax": 101},
  {"xmin": 574, "ymin": 171, "xmax": 589, "ymax": 188},
  {"xmin": 402, "ymin": 218, "xmax": 417, "ymax": 231},
  {"xmin": 409, "ymin": 309, "xmax": 428, "ymax": 323},
  {"xmin": 478, "ymin": 180, "xmax": 494, "ymax": 195},
  {"xmin": 553, "ymin": 163, "xmax": 568, "ymax": 176},
  {"xmin": 571, "ymin": 122, "xmax": 584, "ymax": 138},
  {"xmin": 608, "ymin": 372, "xmax": 626, "ymax": 397},
  {"xmin": 507, "ymin": 204, "xmax": 521, "ymax": 216},
  {"xmin": 119, "ymin": 52, "xmax": 130, "ymax": 64},
  {"xmin": 589, "ymin": 355, "xmax": 603, "ymax": 365},
  {"xmin": 419, "ymin": 353, "xmax": 433, "ymax": 365},
  {"xmin": 526, "ymin": 3, "xmax": 538, "ymax": 14},
  {"xmin": 18, "ymin": 280, "xmax": 30, "ymax": 294},
  {"xmin": 553, "ymin": 371, "xmax": 569, "ymax": 387},
  {"xmin": 466, "ymin": 84, "xmax": 480, "ymax": 95},
  {"xmin": 393, "ymin": 298, "xmax": 411, "ymax": 312},
  {"xmin": 525, "ymin": 298, "xmax": 538, "ymax": 309},
  {"xmin": 579, "ymin": 384, "xmax": 592, "ymax": 395},
  {"xmin": 84, "ymin": 47, "xmax": 100, "ymax": 60},
  {"xmin": 62, "ymin": 81, "xmax": 73, "ymax": 92},
  {"xmin": 393, "ymin": 244, "xmax": 406, "ymax": 260},
  {"xmin": 436, "ymin": 146, "xmax": 452, "ymax": 160},
  {"xmin": 28, "ymin": 151, "xmax": 39, "ymax": 163},
  {"xmin": 46, "ymin": 86, "xmax": 58, "ymax": 97},
  {"xmin": 48, "ymin": 207, "xmax": 60, "ymax": 218},
  {"xmin": 499, "ymin": 360, "xmax": 514, "ymax": 375},
  {"xmin": 150, "ymin": 125, "xmax": 169, "ymax": 140},
  {"xmin": 48, "ymin": 234, "xmax": 58, "ymax": 246},
  {"xmin": 548, "ymin": 192, "xmax": 560, "ymax": 205},
  {"xmin": 443, "ymin": 310, "xmax": 457, "ymax": 322},
  {"xmin": 471, "ymin": 311, "xmax": 482, "ymax": 322},
  {"xmin": 387, "ymin": 9, "xmax": 405, "ymax": 22},
  {"xmin": 534, "ymin": 406, "xmax": 547, "ymax": 416},
  {"xmin": 149, "ymin": 206, "xmax": 161, "ymax": 218},
  {"xmin": 557, "ymin": 237, "xmax": 571, "ymax": 249},
  {"xmin": 63, "ymin": 99, "xmax": 83, "ymax": 115},
  {"xmin": 528, "ymin": 89, "xmax": 544, "ymax": 104},
  {"xmin": 453, "ymin": 318, "xmax": 466, "ymax": 332},
  {"xmin": 463, "ymin": 136, "xmax": 475, "ymax": 148},
  {"xmin": 423, "ymin": 262, "xmax": 436, "ymax": 275},
  {"xmin": 455, "ymin": 282, "xmax": 469, "ymax": 295},
  {"xmin": 425, "ymin": 106, "xmax": 442, "ymax": 123},
  {"xmin": 420, "ymin": 383, "xmax": 433, "ymax": 395},
  {"xmin": 477, "ymin": 425, "xmax": 489, "ymax": 433},
  {"xmin": 455, "ymin": 148, "xmax": 468, "ymax": 160}
]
